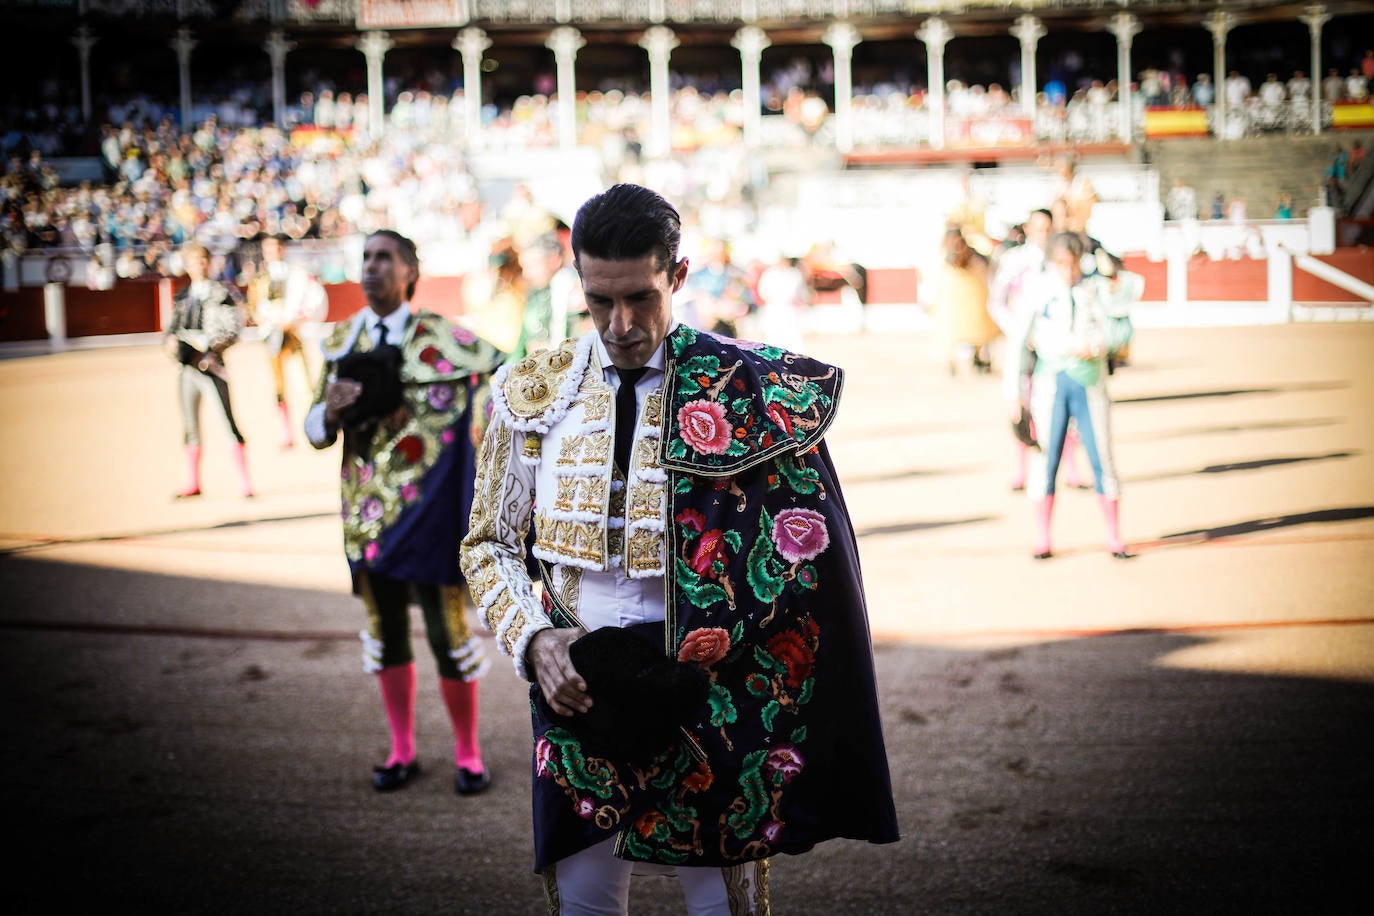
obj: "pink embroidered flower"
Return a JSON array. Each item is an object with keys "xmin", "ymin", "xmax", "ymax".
[
  {"xmin": 771, "ymin": 508, "xmax": 830, "ymax": 563},
  {"xmin": 427, "ymin": 384, "xmax": 454, "ymax": 410},
  {"xmin": 363, "ymin": 541, "xmax": 380, "ymax": 562},
  {"xmin": 575, "ymin": 797, "xmax": 596, "ymax": 820},
  {"xmin": 677, "ymin": 627, "xmax": 731, "ymax": 666},
  {"xmin": 677, "ymin": 399, "xmax": 732, "ymax": 455},
  {"xmin": 358, "ymin": 463, "xmax": 374, "ymax": 484},
  {"xmin": 441, "ymin": 427, "xmax": 456, "ymax": 444},
  {"xmin": 762, "ymin": 820, "xmax": 784, "ymax": 843},
  {"xmin": 435, "ymin": 359, "xmax": 454, "ymax": 374},
  {"xmin": 534, "ymin": 736, "xmax": 554, "ymax": 777},
  {"xmin": 359, "ymin": 497, "xmax": 384, "ymax": 523},
  {"xmin": 451, "ymin": 325, "xmax": 476, "ymax": 345},
  {"xmin": 764, "ymin": 744, "xmax": 805, "ymax": 785},
  {"xmin": 689, "ymin": 529, "xmax": 729, "ymax": 577},
  {"xmin": 400, "ymin": 482, "xmax": 419, "ymax": 503}
]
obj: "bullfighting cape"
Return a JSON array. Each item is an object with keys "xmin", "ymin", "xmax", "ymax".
[
  {"xmin": 532, "ymin": 325, "xmax": 900, "ymax": 869},
  {"xmin": 317, "ymin": 310, "xmax": 503, "ymax": 586}
]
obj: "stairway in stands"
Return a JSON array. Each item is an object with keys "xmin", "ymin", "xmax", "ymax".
[{"xmin": 1143, "ymin": 131, "xmax": 1374, "ymax": 220}]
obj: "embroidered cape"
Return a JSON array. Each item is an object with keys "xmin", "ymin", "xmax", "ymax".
[
  {"xmin": 315, "ymin": 309, "xmax": 504, "ymax": 585},
  {"xmin": 529, "ymin": 326, "xmax": 899, "ymax": 869}
]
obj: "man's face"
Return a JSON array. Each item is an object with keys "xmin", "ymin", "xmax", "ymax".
[
  {"xmin": 1050, "ymin": 246, "xmax": 1082, "ymax": 286},
  {"xmin": 578, "ymin": 253, "xmax": 688, "ymax": 370},
  {"xmin": 184, "ymin": 247, "xmax": 208, "ymax": 281},
  {"xmin": 361, "ymin": 234, "xmax": 414, "ymax": 315},
  {"xmin": 1025, "ymin": 213, "xmax": 1052, "ymax": 251}
]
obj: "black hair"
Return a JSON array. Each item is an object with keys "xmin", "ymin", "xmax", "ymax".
[
  {"xmin": 367, "ymin": 229, "xmax": 420, "ymax": 299},
  {"xmin": 1030, "ymin": 208, "xmax": 1054, "ymax": 222},
  {"xmin": 571, "ymin": 183, "xmax": 681, "ymax": 275}
]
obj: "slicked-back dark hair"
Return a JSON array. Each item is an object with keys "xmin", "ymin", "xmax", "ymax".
[
  {"xmin": 571, "ymin": 184, "xmax": 682, "ymax": 275},
  {"xmin": 367, "ymin": 229, "xmax": 420, "ymax": 299}
]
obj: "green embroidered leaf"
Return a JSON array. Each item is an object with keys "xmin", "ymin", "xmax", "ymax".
[
  {"xmin": 731, "ymin": 396, "xmax": 753, "ymax": 415},
  {"xmin": 708, "ymin": 682, "xmax": 738, "ymax": 727},
  {"xmin": 761, "ymin": 699, "xmax": 781, "ymax": 732},
  {"xmin": 667, "ymin": 438, "xmax": 688, "ymax": 459},
  {"xmin": 790, "ymin": 725, "xmax": 809, "ymax": 744},
  {"xmin": 764, "ymin": 380, "xmax": 821, "ymax": 413},
  {"xmin": 674, "ymin": 477, "xmax": 694, "ymax": 494},
  {"xmin": 775, "ymin": 456, "xmax": 820, "ymax": 494},
  {"xmin": 725, "ymin": 750, "xmax": 769, "ymax": 838},
  {"xmin": 798, "ymin": 677, "xmax": 815, "ymax": 705},
  {"xmin": 724, "ymin": 530, "xmax": 743, "ymax": 552},
  {"xmin": 675, "ymin": 558, "xmax": 727, "ymax": 609},
  {"xmin": 670, "ymin": 326, "xmax": 698, "ymax": 357},
  {"xmin": 725, "ymin": 437, "xmax": 750, "ymax": 457},
  {"xmin": 746, "ymin": 509, "xmax": 785, "ymax": 602},
  {"xmin": 753, "ymin": 645, "xmax": 777, "ymax": 672}
]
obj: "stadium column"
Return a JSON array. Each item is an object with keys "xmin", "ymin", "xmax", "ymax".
[
  {"xmin": 640, "ymin": 25, "xmax": 679, "ymax": 158},
  {"xmin": 916, "ymin": 16, "xmax": 954, "ymax": 151},
  {"xmin": 1300, "ymin": 4, "xmax": 1330, "ymax": 136},
  {"xmin": 357, "ymin": 30, "xmax": 394, "ymax": 139},
  {"xmin": 1203, "ymin": 9, "xmax": 1234, "ymax": 140},
  {"xmin": 171, "ymin": 27, "xmax": 197, "ymax": 129},
  {"xmin": 1108, "ymin": 12, "xmax": 1141, "ymax": 144},
  {"xmin": 453, "ymin": 26, "xmax": 492, "ymax": 150},
  {"xmin": 823, "ymin": 21, "xmax": 862, "ymax": 154},
  {"xmin": 1010, "ymin": 14, "xmax": 1045, "ymax": 119},
  {"xmin": 546, "ymin": 26, "xmax": 586, "ymax": 151},
  {"xmin": 731, "ymin": 25, "xmax": 771, "ymax": 149},
  {"xmin": 264, "ymin": 30, "xmax": 296, "ymax": 129},
  {"xmin": 71, "ymin": 22, "xmax": 98, "ymax": 124}
]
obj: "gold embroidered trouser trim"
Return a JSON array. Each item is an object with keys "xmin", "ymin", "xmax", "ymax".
[
  {"xmin": 539, "ymin": 865, "xmax": 560, "ymax": 915},
  {"xmin": 725, "ymin": 859, "xmax": 771, "ymax": 916}
]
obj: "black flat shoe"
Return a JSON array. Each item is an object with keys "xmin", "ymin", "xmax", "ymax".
[
  {"xmin": 373, "ymin": 760, "xmax": 420, "ymax": 791},
  {"xmin": 1111, "ymin": 550, "xmax": 1134, "ymax": 560},
  {"xmin": 1032, "ymin": 550, "xmax": 1053, "ymax": 561},
  {"xmin": 454, "ymin": 767, "xmax": 490, "ymax": 796}
]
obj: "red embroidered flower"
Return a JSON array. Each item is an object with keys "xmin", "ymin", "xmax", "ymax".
[
  {"xmin": 678, "ymin": 627, "xmax": 730, "ymax": 666},
  {"xmin": 395, "ymin": 435, "xmax": 424, "ymax": 464},
  {"xmin": 676, "ymin": 508, "xmax": 707, "ymax": 533},
  {"xmin": 767, "ymin": 629, "xmax": 815, "ymax": 689},
  {"xmin": 677, "ymin": 399, "xmax": 732, "ymax": 455},
  {"xmin": 634, "ymin": 809, "xmax": 668, "ymax": 838},
  {"xmin": 419, "ymin": 345, "xmax": 440, "ymax": 364},
  {"xmin": 682, "ymin": 762, "xmax": 714, "ymax": 792},
  {"xmin": 771, "ymin": 508, "xmax": 830, "ymax": 563},
  {"xmin": 689, "ymin": 529, "xmax": 729, "ymax": 577},
  {"xmin": 766, "ymin": 402, "xmax": 795, "ymax": 440}
]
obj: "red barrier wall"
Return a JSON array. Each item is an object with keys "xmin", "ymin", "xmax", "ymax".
[
  {"xmin": 1188, "ymin": 257, "xmax": 1268, "ymax": 301},
  {"xmin": 1294, "ymin": 249, "xmax": 1374, "ymax": 302},
  {"xmin": 0, "ymin": 288, "xmax": 47, "ymax": 342},
  {"xmin": 323, "ymin": 276, "xmax": 468, "ymax": 322}
]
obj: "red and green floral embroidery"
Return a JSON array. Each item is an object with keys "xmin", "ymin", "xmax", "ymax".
[{"xmin": 662, "ymin": 326, "xmax": 839, "ymax": 474}]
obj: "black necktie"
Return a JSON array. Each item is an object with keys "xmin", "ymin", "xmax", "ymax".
[
  {"xmin": 374, "ymin": 322, "xmax": 388, "ymax": 347},
  {"xmin": 614, "ymin": 367, "xmax": 648, "ymax": 473}
]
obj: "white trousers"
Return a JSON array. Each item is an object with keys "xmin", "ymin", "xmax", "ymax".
[{"xmin": 545, "ymin": 837, "xmax": 768, "ymax": 916}]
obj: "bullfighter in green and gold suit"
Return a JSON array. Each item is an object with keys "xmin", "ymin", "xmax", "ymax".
[{"xmin": 307, "ymin": 231, "xmax": 504, "ymax": 796}]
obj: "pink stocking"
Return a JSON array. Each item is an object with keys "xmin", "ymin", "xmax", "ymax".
[
  {"xmin": 439, "ymin": 677, "xmax": 484, "ymax": 773},
  {"xmin": 377, "ymin": 663, "xmax": 417, "ymax": 768}
]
